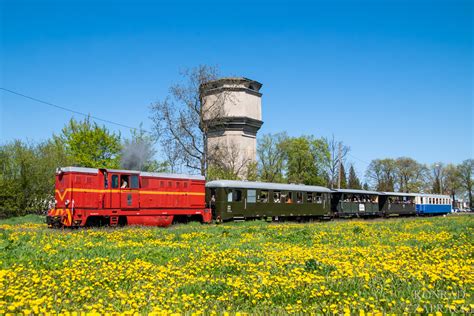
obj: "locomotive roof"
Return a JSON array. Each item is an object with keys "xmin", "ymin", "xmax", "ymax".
[
  {"xmin": 334, "ymin": 188, "xmax": 381, "ymax": 195},
  {"xmin": 140, "ymin": 172, "xmax": 204, "ymax": 181},
  {"xmin": 206, "ymin": 180, "xmax": 332, "ymax": 193},
  {"xmin": 57, "ymin": 167, "xmax": 205, "ymax": 180},
  {"xmin": 57, "ymin": 167, "xmax": 99, "ymax": 174}
]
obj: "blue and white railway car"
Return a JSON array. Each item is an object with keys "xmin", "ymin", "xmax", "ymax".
[{"xmin": 415, "ymin": 194, "xmax": 452, "ymax": 215}]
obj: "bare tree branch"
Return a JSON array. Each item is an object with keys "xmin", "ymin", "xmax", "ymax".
[{"xmin": 150, "ymin": 65, "xmax": 222, "ymax": 175}]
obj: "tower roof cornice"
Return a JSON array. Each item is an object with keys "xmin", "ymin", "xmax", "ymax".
[{"xmin": 200, "ymin": 77, "xmax": 263, "ymax": 97}]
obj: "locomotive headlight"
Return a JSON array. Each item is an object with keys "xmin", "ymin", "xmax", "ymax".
[{"xmin": 65, "ymin": 199, "xmax": 70, "ymax": 206}]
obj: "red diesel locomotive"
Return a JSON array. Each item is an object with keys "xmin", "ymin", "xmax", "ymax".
[{"xmin": 47, "ymin": 167, "xmax": 212, "ymax": 228}]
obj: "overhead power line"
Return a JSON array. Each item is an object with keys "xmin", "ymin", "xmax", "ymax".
[
  {"xmin": 0, "ymin": 87, "xmax": 148, "ymax": 132},
  {"xmin": 348, "ymin": 153, "xmax": 371, "ymax": 166}
]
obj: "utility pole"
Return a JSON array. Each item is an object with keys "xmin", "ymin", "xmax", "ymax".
[{"xmin": 337, "ymin": 142, "xmax": 342, "ymax": 189}]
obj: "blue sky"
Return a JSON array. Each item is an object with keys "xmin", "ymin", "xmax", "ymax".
[{"xmin": 1, "ymin": 0, "xmax": 472, "ymax": 179}]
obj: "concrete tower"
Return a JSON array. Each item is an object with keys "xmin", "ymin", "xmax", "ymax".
[{"xmin": 200, "ymin": 77, "xmax": 263, "ymax": 178}]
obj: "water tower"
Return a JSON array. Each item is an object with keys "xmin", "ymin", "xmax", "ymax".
[{"xmin": 200, "ymin": 77, "xmax": 263, "ymax": 178}]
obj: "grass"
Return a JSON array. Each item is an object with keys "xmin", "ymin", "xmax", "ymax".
[
  {"xmin": 0, "ymin": 215, "xmax": 472, "ymax": 314},
  {"xmin": 0, "ymin": 214, "xmax": 45, "ymax": 225}
]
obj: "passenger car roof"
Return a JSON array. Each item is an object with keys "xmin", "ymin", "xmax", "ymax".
[
  {"xmin": 334, "ymin": 189, "xmax": 381, "ymax": 195},
  {"xmin": 415, "ymin": 193, "xmax": 451, "ymax": 198},
  {"xmin": 382, "ymin": 191, "xmax": 418, "ymax": 197},
  {"xmin": 206, "ymin": 180, "xmax": 332, "ymax": 193}
]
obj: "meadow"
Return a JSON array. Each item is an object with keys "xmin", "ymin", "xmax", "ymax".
[{"xmin": 0, "ymin": 215, "xmax": 472, "ymax": 315}]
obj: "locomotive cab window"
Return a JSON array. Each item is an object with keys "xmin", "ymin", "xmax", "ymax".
[
  {"xmin": 112, "ymin": 175, "xmax": 119, "ymax": 188},
  {"xmin": 227, "ymin": 191, "xmax": 233, "ymax": 202},
  {"xmin": 247, "ymin": 190, "xmax": 256, "ymax": 203},
  {"xmin": 104, "ymin": 172, "xmax": 108, "ymax": 188},
  {"xmin": 130, "ymin": 175, "xmax": 139, "ymax": 189},
  {"xmin": 120, "ymin": 175, "xmax": 130, "ymax": 189}
]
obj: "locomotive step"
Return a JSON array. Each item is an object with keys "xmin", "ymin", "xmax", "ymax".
[{"xmin": 110, "ymin": 216, "xmax": 119, "ymax": 226}]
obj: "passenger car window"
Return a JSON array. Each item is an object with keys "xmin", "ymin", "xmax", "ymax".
[
  {"xmin": 314, "ymin": 193, "xmax": 323, "ymax": 204},
  {"xmin": 131, "ymin": 175, "xmax": 139, "ymax": 189},
  {"xmin": 112, "ymin": 175, "xmax": 119, "ymax": 188},
  {"xmin": 306, "ymin": 192, "xmax": 313, "ymax": 203},
  {"xmin": 273, "ymin": 191, "xmax": 281, "ymax": 203},
  {"xmin": 227, "ymin": 191, "xmax": 232, "ymax": 202},
  {"xmin": 285, "ymin": 192, "xmax": 293, "ymax": 203},
  {"xmin": 247, "ymin": 190, "xmax": 256, "ymax": 203},
  {"xmin": 296, "ymin": 192, "xmax": 303, "ymax": 203},
  {"xmin": 233, "ymin": 190, "xmax": 243, "ymax": 202},
  {"xmin": 259, "ymin": 190, "xmax": 268, "ymax": 203}
]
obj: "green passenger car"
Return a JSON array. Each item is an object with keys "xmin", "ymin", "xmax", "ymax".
[
  {"xmin": 331, "ymin": 189, "xmax": 381, "ymax": 217},
  {"xmin": 206, "ymin": 180, "xmax": 333, "ymax": 221},
  {"xmin": 379, "ymin": 192, "xmax": 417, "ymax": 216}
]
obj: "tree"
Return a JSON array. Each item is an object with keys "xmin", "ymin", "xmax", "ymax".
[
  {"xmin": 54, "ymin": 117, "xmax": 121, "ymax": 168},
  {"xmin": 0, "ymin": 139, "xmax": 70, "ymax": 218},
  {"xmin": 120, "ymin": 126, "xmax": 167, "ymax": 172},
  {"xmin": 161, "ymin": 140, "xmax": 183, "ymax": 173},
  {"xmin": 430, "ymin": 162, "xmax": 444, "ymax": 194},
  {"xmin": 0, "ymin": 140, "xmax": 36, "ymax": 217},
  {"xmin": 365, "ymin": 158, "xmax": 396, "ymax": 191},
  {"xmin": 34, "ymin": 139, "xmax": 74, "ymax": 209},
  {"xmin": 348, "ymin": 164, "xmax": 362, "ymax": 189},
  {"xmin": 324, "ymin": 135, "xmax": 350, "ymax": 189},
  {"xmin": 282, "ymin": 136, "xmax": 329, "ymax": 185},
  {"xmin": 257, "ymin": 133, "xmax": 288, "ymax": 183},
  {"xmin": 443, "ymin": 164, "xmax": 461, "ymax": 198},
  {"xmin": 395, "ymin": 157, "xmax": 427, "ymax": 193},
  {"xmin": 150, "ymin": 65, "xmax": 222, "ymax": 176},
  {"xmin": 207, "ymin": 141, "xmax": 253, "ymax": 180},
  {"xmin": 458, "ymin": 159, "xmax": 473, "ymax": 208},
  {"xmin": 339, "ymin": 163, "xmax": 347, "ymax": 189}
]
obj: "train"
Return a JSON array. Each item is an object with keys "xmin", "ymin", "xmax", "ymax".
[{"xmin": 47, "ymin": 167, "xmax": 453, "ymax": 228}]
